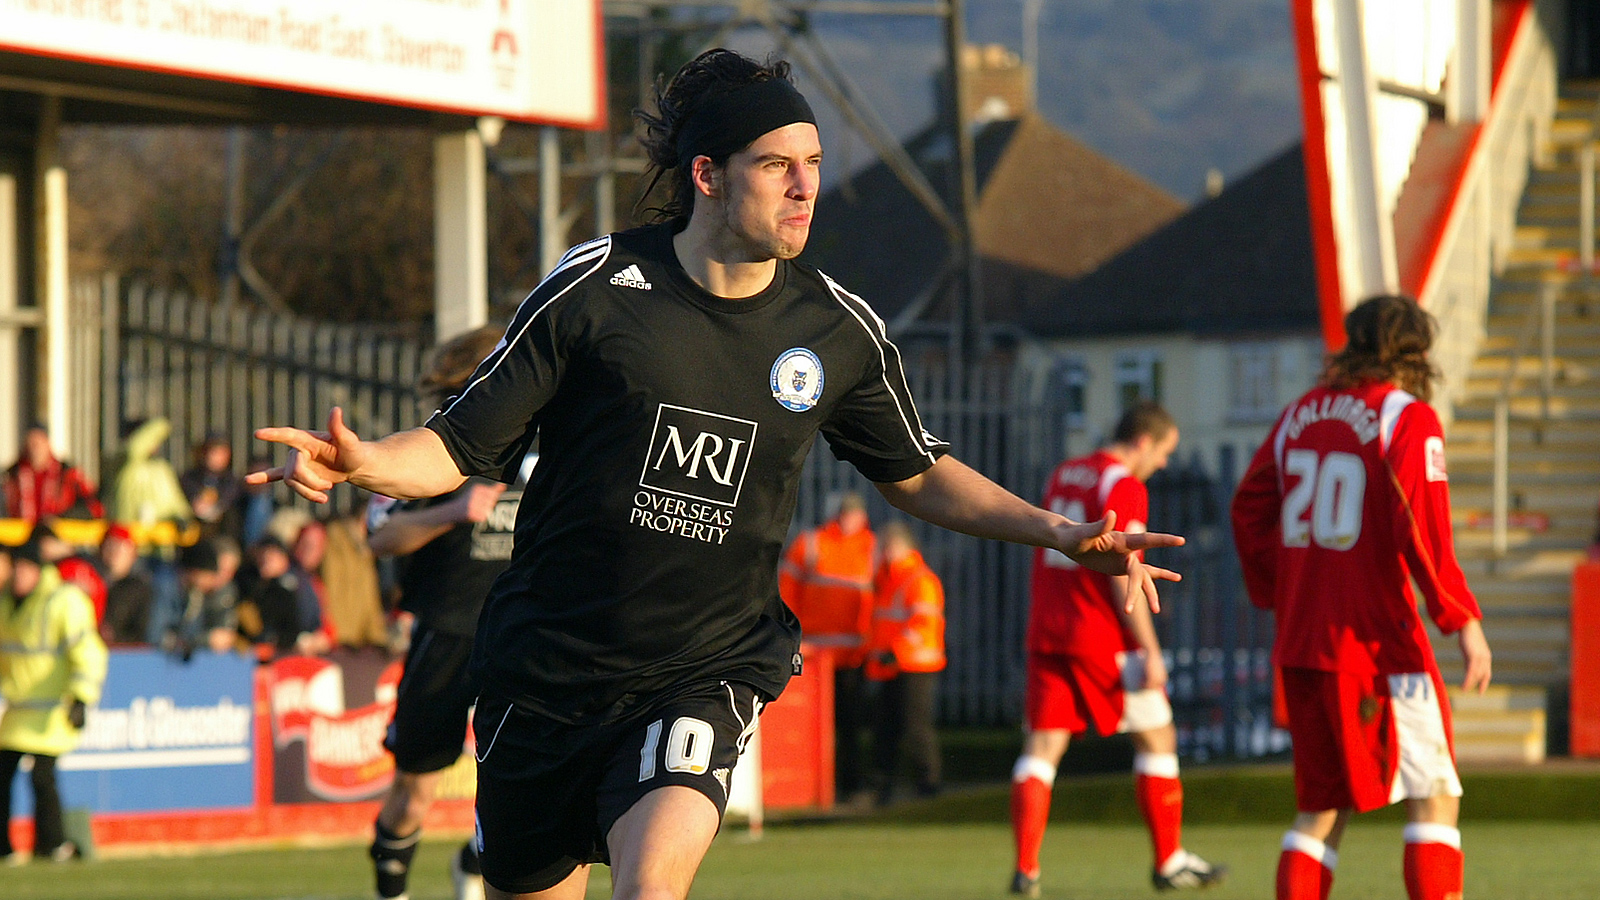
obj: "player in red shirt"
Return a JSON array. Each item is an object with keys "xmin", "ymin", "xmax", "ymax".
[
  {"xmin": 1010, "ymin": 403, "xmax": 1225, "ymax": 896},
  {"xmin": 1231, "ymin": 295, "xmax": 1493, "ymax": 900}
]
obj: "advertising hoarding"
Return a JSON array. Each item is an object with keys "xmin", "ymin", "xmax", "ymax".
[{"xmin": 1, "ymin": 0, "xmax": 604, "ymax": 127}]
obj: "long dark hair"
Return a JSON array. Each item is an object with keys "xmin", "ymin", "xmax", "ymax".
[
  {"xmin": 1320, "ymin": 294, "xmax": 1440, "ymax": 402},
  {"xmin": 634, "ymin": 49, "xmax": 796, "ymax": 223}
]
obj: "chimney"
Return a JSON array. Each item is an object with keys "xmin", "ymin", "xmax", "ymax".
[{"xmin": 961, "ymin": 43, "xmax": 1032, "ymax": 125}]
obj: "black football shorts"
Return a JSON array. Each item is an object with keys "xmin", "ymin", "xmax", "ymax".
[
  {"xmin": 472, "ymin": 679, "xmax": 764, "ymax": 894},
  {"xmin": 384, "ymin": 627, "xmax": 479, "ymax": 774}
]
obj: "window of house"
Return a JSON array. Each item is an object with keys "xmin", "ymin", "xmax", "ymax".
[
  {"xmin": 1049, "ymin": 357, "xmax": 1087, "ymax": 431},
  {"xmin": 1228, "ymin": 343, "xmax": 1279, "ymax": 422},
  {"xmin": 1114, "ymin": 351, "xmax": 1162, "ymax": 410}
]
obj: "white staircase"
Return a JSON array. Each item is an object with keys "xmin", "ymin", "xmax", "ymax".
[{"xmin": 1439, "ymin": 82, "xmax": 1600, "ymax": 760}]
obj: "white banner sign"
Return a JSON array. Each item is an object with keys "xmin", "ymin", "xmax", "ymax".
[{"xmin": 2, "ymin": 0, "xmax": 603, "ymax": 126}]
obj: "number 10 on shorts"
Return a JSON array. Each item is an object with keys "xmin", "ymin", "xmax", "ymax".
[{"xmin": 639, "ymin": 716, "xmax": 715, "ymax": 780}]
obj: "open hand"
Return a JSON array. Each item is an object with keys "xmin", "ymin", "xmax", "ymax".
[
  {"xmin": 1052, "ymin": 511, "xmax": 1184, "ymax": 613},
  {"xmin": 247, "ymin": 407, "xmax": 368, "ymax": 504}
]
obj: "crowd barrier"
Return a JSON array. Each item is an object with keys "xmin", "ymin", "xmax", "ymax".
[
  {"xmin": 3, "ymin": 647, "xmax": 474, "ymax": 854},
  {"xmin": 3, "ymin": 644, "xmax": 836, "ymax": 854}
]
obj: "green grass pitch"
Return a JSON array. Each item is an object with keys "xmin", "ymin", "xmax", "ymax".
[
  {"xmin": 1, "ymin": 819, "xmax": 1597, "ymax": 899},
  {"xmin": 6, "ymin": 763, "xmax": 1600, "ymax": 898}
]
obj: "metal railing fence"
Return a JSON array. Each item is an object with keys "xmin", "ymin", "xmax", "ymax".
[
  {"xmin": 101, "ymin": 278, "xmax": 428, "ymax": 517},
  {"xmin": 91, "ymin": 279, "xmax": 1274, "ymax": 758}
]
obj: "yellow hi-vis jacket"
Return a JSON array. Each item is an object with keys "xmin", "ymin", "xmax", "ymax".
[{"xmin": 0, "ymin": 565, "xmax": 108, "ymax": 756}]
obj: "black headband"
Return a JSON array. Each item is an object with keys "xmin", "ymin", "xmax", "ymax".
[{"xmin": 674, "ymin": 78, "xmax": 817, "ymax": 165}]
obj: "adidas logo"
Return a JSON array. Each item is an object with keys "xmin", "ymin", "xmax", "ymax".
[
  {"xmin": 609, "ymin": 264, "xmax": 652, "ymax": 290},
  {"xmin": 712, "ymin": 767, "xmax": 731, "ymax": 795}
]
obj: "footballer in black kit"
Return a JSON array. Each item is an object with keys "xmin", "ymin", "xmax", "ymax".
[
  {"xmin": 366, "ymin": 324, "xmax": 525, "ymax": 900},
  {"xmin": 426, "ymin": 220, "xmax": 948, "ymax": 891},
  {"xmin": 252, "ymin": 48, "xmax": 1182, "ymax": 900}
]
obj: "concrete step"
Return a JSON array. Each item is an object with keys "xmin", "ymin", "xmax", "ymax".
[
  {"xmin": 1449, "ymin": 446, "xmax": 1600, "ymax": 470},
  {"xmin": 1448, "ymin": 685, "xmax": 1548, "ymax": 764},
  {"xmin": 1438, "ymin": 657, "xmax": 1565, "ymax": 687},
  {"xmin": 1455, "ymin": 530, "xmax": 1592, "ymax": 556},
  {"xmin": 1452, "ymin": 395, "xmax": 1600, "ymax": 418},
  {"xmin": 1456, "ymin": 572, "xmax": 1575, "ymax": 604},
  {"xmin": 1451, "ymin": 706, "xmax": 1547, "ymax": 763},
  {"xmin": 1478, "ymin": 321, "xmax": 1600, "ymax": 346},
  {"xmin": 1505, "ymin": 246, "xmax": 1578, "ymax": 266},
  {"xmin": 1448, "ymin": 417, "xmax": 1600, "ymax": 444},
  {"xmin": 1464, "ymin": 365, "xmax": 1600, "ymax": 393},
  {"xmin": 1452, "ymin": 468, "xmax": 1600, "ymax": 488},
  {"xmin": 1452, "ymin": 480, "xmax": 1600, "ymax": 512},
  {"xmin": 1457, "ymin": 381, "xmax": 1600, "ymax": 405}
]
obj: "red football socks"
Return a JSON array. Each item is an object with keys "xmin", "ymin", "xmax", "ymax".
[
  {"xmin": 1403, "ymin": 823, "xmax": 1463, "ymax": 900},
  {"xmin": 1009, "ymin": 756, "xmax": 1056, "ymax": 878},
  {"xmin": 1276, "ymin": 831, "xmax": 1336, "ymax": 900},
  {"xmin": 1134, "ymin": 753, "xmax": 1184, "ymax": 870}
]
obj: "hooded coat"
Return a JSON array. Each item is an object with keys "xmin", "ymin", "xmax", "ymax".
[{"xmin": 0, "ymin": 564, "xmax": 108, "ymax": 756}]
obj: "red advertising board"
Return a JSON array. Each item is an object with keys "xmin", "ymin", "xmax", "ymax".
[{"xmin": 758, "ymin": 644, "xmax": 835, "ymax": 809}]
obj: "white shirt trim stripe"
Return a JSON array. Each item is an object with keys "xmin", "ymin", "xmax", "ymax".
[
  {"xmin": 1379, "ymin": 389, "xmax": 1416, "ymax": 453},
  {"xmin": 816, "ymin": 270, "xmax": 939, "ymax": 467},
  {"xmin": 434, "ymin": 237, "xmax": 612, "ymax": 419},
  {"xmin": 1098, "ymin": 463, "xmax": 1131, "ymax": 508}
]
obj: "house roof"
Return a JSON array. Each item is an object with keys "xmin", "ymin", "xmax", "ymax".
[
  {"xmin": 801, "ymin": 112, "xmax": 1181, "ymax": 324},
  {"xmin": 1023, "ymin": 142, "xmax": 1320, "ymax": 339}
]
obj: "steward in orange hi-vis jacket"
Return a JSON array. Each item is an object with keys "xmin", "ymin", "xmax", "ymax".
[
  {"xmin": 779, "ymin": 504, "xmax": 876, "ymax": 664},
  {"xmin": 864, "ymin": 531, "xmax": 946, "ymax": 681},
  {"xmin": 864, "ymin": 522, "xmax": 944, "ymax": 805},
  {"xmin": 778, "ymin": 492, "xmax": 877, "ymax": 798}
]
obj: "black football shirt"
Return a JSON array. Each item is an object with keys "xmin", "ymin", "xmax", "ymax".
[
  {"xmin": 426, "ymin": 221, "xmax": 948, "ymax": 723},
  {"xmin": 368, "ymin": 478, "xmax": 523, "ymax": 637}
]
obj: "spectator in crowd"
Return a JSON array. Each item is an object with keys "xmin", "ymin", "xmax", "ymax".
[
  {"xmin": 237, "ymin": 453, "xmax": 279, "ymax": 548},
  {"xmin": 236, "ymin": 535, "xmax": 322, "ymax": 657},
  {"xmin": 97, "ymin": 524, "xmax": 155, "ymax": 645},
  {"xmin": 161, "ymin": 538, "xmax": 239, "ymax": 657},
  {"xmin": 3, "ymin": 423, "xmax": 103, "ymax": 524},
  {"xmin": 180, "ymin": 431, "xmax": 243, "ymax": 542},
  {"xmin": 320, "ymin": 511, "xmax": 389, "ymax": 650},
  {"xmin": 864, "ymin": 521, "xmax": 946, "ymax": 806},
  {"xmin": 105, "ymin": 417, "xmax": 192, "ymax": 541},
  {"xmin": 290, "ymin": 519, "xmax": 336, "ymax": 654},
  {"xmin": 0, "ymin": 535, "xmax": 107, "ymax": 863},
  {"xmin": 779, "ymin": 491, "xmax": 877, "ymax": 803},
  {"xmin": 30, "ymin": 522, "xmax": 107, "ymax": 625}
]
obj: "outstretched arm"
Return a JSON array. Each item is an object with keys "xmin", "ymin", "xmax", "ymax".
[
  {"xmin": 875, "ymin": 455, "xmax": 1184, "ymax": 612},
  {"xmin": 247, "ymin": 407, "xmax": 468, "ymax": 503}
]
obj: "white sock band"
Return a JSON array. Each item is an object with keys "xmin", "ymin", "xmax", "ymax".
[
  {"xmin": 1403, "ymin": 822, "xmax": 1461, "ymax": 849},
  {"xmin": 1012, "ymin": 755, "xmax": 1057, "ymax": 785},
  {"xmin": 1281, "ymin": 831, "xmax": 1338, "ymax": 870},
  {"xmin": 1133, "ymin": 752, "xmax": 1180, "ymax": 779}
]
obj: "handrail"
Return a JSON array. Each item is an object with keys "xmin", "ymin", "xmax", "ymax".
[{"xmin": 1491, "ymin": 277, "xmax": 1560, "ymax": 556}]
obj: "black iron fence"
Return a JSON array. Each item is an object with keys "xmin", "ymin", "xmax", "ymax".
[
  {"xmin": 103, "ymin": 279, "xmax": 427, "ymax": 517},
  {"xmin": 96, "ymin": 279, "xmax": 1280, "ymax": 760}
]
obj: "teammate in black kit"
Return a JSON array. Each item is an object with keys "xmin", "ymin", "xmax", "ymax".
[
  {"xmin": 366, "ymin": 325, "xmax": 517, "ymax": 900},
  {"xmin": 250, "ymin": 49, "xmax": 1184, "ymax": 900}
]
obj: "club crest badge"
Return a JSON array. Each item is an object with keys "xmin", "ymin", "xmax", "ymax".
[{"xmin": 771, "ymin": 347, "xmax": 824, "ymax": 412}]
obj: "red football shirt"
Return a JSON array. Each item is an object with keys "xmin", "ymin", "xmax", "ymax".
[
  {"xmin": 1231, "ymin": 381, "xmax": 1481, "ymax": 675},
  {"xmin": 1027, "ymin": 450, "xmax": 1145, "ymax": 657}
]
